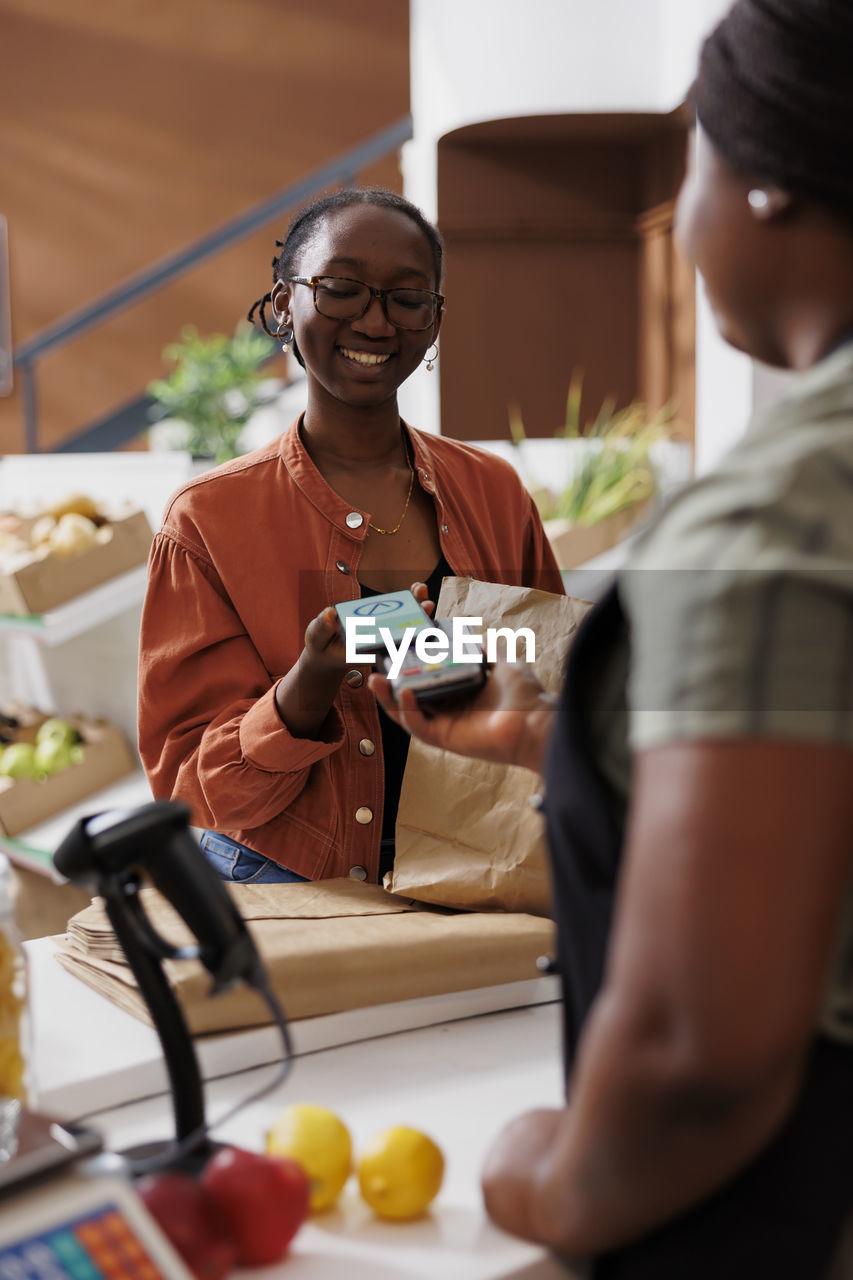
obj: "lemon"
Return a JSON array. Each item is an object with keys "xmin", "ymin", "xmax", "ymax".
[
  {"xmin": 265, "ymin": 1103, "xmax": 352, "ymax": 1212},
  {"xmin": 356, "ymin": 1125, "xmax": 444, "ymax": 1220}
]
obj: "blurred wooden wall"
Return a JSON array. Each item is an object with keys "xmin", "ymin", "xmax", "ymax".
[
  {"xmin": 0, "ymin": 0, "xmax": 409, "ymax": 452},
  {"xmin": 437, "ymin": 111, "xmax": 694, "ymax": 443}
]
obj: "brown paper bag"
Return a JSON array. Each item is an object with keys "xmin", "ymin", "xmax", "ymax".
[
  {"xmin": 54, "ymin": 878, "xmax": 555, "ymax": 1034},
  {"xmin": 388, "ymin": 578, "xmax": 593, "ymax": 916}
]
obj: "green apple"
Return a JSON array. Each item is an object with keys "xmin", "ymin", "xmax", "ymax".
[
  {"xmin": 33, "ymin": 738, "xmax": 83, "ymax": 777},
  {"xmin": 0, "ymin": 743, "xmax": 39, "ymax": 781},
  {"xmin": 35, "ymin": 717, "xmax": 79, "ymax": 748}
]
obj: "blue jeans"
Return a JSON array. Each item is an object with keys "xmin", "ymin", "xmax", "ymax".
[{"xmin": 199, "ymin": 831, "xmax": 308, "ymax": 884}]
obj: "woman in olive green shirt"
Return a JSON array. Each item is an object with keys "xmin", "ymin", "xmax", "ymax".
[{"xmin": 374, "ymin": 1, "xmax": 853, "ymax": 1275}]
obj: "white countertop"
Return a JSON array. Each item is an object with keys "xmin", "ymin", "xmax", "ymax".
[
  {"xmin": 27, "ymin": 937, "xmax": 560, "ymax": 1118},
  {"xmin": 24, "ymin": 936, "xmax": 579, "ymax": 1279},
  {"xmin": 86, "ymin": 1003, "xmax": 573, "ymax": 1280}
]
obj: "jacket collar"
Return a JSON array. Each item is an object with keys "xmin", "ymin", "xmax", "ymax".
[{"xmin": 278, "ymin": 416, "xmax": 438, "ymax": 535}]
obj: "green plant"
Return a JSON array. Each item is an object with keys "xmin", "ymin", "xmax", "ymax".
[
  {"xmin": 148, "ymin": 322, "xmax": 275, "ymax": 464},
  {"xmin": 509, "ymin": 374, "xmax": 678, "ymax": 526}
]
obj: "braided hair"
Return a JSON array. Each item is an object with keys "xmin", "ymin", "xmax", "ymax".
[
  {"xmin": 694, "ymin": 0, "xmax": 853, "ymax": 225},
  {"xmin": 247, "ymin": 187, "xmax": 445, "ymax": 368}
]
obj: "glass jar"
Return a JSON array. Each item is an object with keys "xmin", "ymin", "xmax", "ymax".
[{"xmin": 0, "ymin": 854, "xmax": 26, "ymax": 1161}]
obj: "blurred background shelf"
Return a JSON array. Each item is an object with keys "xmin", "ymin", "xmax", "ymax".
[
  {"xmin": 3, "ymin": 768, "xmax": 153, "ymax": 940},
  {"xmin": 0, "ymin": 565, "xmax": 148, "ymax": 646},
  {"xmin": 0, "ymin": 767, "xmax": 152, "ymax": 874}
]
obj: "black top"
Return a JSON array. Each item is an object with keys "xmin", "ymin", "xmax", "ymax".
[
  {"xmin": 544, "ymin": 582, "xmax": 624, "ymax": 1067},
  {"xmin": 359, "ymin": 554, "xmax": 454, "ymax": 880}
]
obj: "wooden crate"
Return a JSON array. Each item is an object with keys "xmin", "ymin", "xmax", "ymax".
[
  {"xmin": 0, "ymin": 718, "xmax": 136, "ymax": 838},
  {"xmin": 0, "ymin": 510, "xmax": 152, "ymax": 616}
]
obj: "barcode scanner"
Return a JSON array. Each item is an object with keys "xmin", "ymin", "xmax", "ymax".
[
  {"xmin": 55, "ymin": 800, "xmax": 262, "ymax": 992},
  {"xmin": 54, "ymin": 800, "xmax": 291, "ymax": 1174}
]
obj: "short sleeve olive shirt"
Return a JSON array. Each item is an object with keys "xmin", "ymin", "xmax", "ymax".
[{"xmin": 594, "ymin": 341, "xmax": 853, "ymax": 1046}]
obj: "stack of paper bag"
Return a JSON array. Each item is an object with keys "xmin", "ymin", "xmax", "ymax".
[
  {"xmin": 55, "ymin": 878, "xmax": 555, "ymax": 1035},
  {"xmin": 389, "ymin": 578, "xmax": 593, "ymax": 917}
]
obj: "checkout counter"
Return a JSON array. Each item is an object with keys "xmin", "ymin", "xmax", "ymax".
[
  {"xmin": 3, "ymin": 791, "xmax": 576, "ymax": 1280},
  {"xmin": 18, "ymin": 931, "xmax": 575, "ymax": 1280}
]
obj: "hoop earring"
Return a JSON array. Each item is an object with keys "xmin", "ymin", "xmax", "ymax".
[
  {"xmin": 275, "ymin": 320, "xmax": 293, "ymax": 355},
  {"xmin": 423, "ymin": 344, "xmax": 438, "ymax": 373}
]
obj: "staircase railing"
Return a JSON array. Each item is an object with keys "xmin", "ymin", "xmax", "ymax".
[{"xmin": 11, "ymin": 115, "xmax": 413, "ymax": 453}]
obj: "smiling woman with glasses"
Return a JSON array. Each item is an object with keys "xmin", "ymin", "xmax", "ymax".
[
  {"xmin": 289, "ymin": 275, "xmax": 444, "ymax": 331},
  {"xmin": 137, "ymin": 185, "xmax": 563, "ymax": 891}
]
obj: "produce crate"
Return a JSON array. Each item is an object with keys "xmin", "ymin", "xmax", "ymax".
[
  {"xmin": 545, "ymin": 501, "xmax": 651, "ymax": 569},
  {"xmin": 0, "ymin": 717, "xmax": 136, "ymax": 838},
  {"xmin": 11, "ymin": 865, "xmax": 93, "ymax": 942},
  {"xmin": 0, "ymin": 509, "xmax": 152, "ymax": 616}
]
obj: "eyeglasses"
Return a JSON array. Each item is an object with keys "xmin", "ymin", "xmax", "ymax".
[{"xmin": 289, "ymin": 276, "xmax": 444, "ymax": 331}]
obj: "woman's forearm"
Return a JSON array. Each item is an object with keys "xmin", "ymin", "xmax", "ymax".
[
  {"xmin": 486, "ymin": 740, "xmax": 853, "ymax": 1255},
  {"xmin": 483, "ymin": 992, "xmax": 803, "ymax": 1255},
  {"xmin": 274, "ymin": 649, "xmax": 345, "ymax": 739}
]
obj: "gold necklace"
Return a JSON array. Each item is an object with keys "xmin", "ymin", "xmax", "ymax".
[{"xmin": 368, "ymin": 442, "xmax": 416, "ymax": 535}]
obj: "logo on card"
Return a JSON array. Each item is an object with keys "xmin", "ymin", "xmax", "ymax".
[{"xmin": 351, "ymin": 599, "xmax": 406, "ymax": 617}]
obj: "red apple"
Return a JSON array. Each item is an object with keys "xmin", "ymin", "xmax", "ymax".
[
  {"xmin": 137, "ymin": 1171, "xmax": 236, "ymax": 1280},
  {"xmin": 201, "ymin": 1145, "xmax": 310, "ymax": 1267}
]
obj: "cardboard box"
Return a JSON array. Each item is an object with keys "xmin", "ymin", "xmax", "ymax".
[
  {"xmin": 0, "ymin": 509, "xmax": 152, "ymax": 616},
  {"xmin": 545, "ymin": 501, "xmax": 651, "ymax": 569},
  {"xmin": 0, "ymin": 717, "xmax": 136, "ymax": 837},
  {"xmin": 11, "ymin": 865, "xmax": 93, "ymax": 942}
]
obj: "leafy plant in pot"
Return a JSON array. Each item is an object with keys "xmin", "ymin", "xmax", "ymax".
[
  {"xmin": 148, "ymin": 323, "xmax": 275, "ymax": 465},
  {"xmin": 510, "ymin": 372, "xmax": 683, "ymax": 569}
]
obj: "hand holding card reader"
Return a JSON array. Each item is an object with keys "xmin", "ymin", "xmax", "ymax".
[{"xmin": 335, "ymin": 588, "xmax": 486, "ymax": 703}]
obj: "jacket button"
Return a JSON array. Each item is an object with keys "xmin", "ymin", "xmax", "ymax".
[
  {"xmin": 345, "ymin": 670, "xmax": 364, "ymax": 688},
  {"xmin": 336, "ymin": 560, "xmax": 350, "ymax": 574},
  {"xmin": 355, "ymin": 806, "xmax": 373, "ymax": 824},
  {"xmin": 346, "ymin": 512, "xmax": 364, "ymax": 529},
  {"xmin": 349, "ymin": 865, "xmax": 368, "ymax": 880},
  {"xmin": 358, "ymin": 738, "xmax": 376, "ymax": 756}
]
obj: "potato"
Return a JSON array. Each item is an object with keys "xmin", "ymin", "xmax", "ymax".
[
  {"xmin": 30, "ymin": 515, "xmax": 57, "ymax": 546},
  {"xmin": 47, "ymin": 512, "xmax": 99, "ymax": 556},
  {"xmin": 46, "ymin": 493, "xmax": 100, "ymax": 522}
]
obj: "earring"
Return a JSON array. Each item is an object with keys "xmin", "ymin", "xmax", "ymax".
[
  {"xmin": 748, "ymin": 189, "xmax": 770, "ymax": 211},
  {"xmin": 275, "ymin": 320, "xmax": 293, "ymax": 355},
  {"xmin": 423, "ymin": 344, "xmax": 438, "ymax": 372}
]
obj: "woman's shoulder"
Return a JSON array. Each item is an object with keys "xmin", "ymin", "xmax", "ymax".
[
  {"xmin": 630, "ymin": 420, "xmax": 853, "ymax": 576},
  {"xmin": 632, "ymin": 347, "xmax": 853, "ymax": 574},
  {"xmin": 158, "ymin": 432, "xmax": 294, "ymax": 532},
  {"xmin": 623, "ymin": 405, "xmax": 853, "ymax": 754},
  {"xmin": 408, "ymin": 428, "xmax": 531, "ymax": 492}
]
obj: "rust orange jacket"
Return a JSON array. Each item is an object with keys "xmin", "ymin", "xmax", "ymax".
[{"xmin": 138, "ymin": 421, "xmax": 564, "ymax": 881}]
